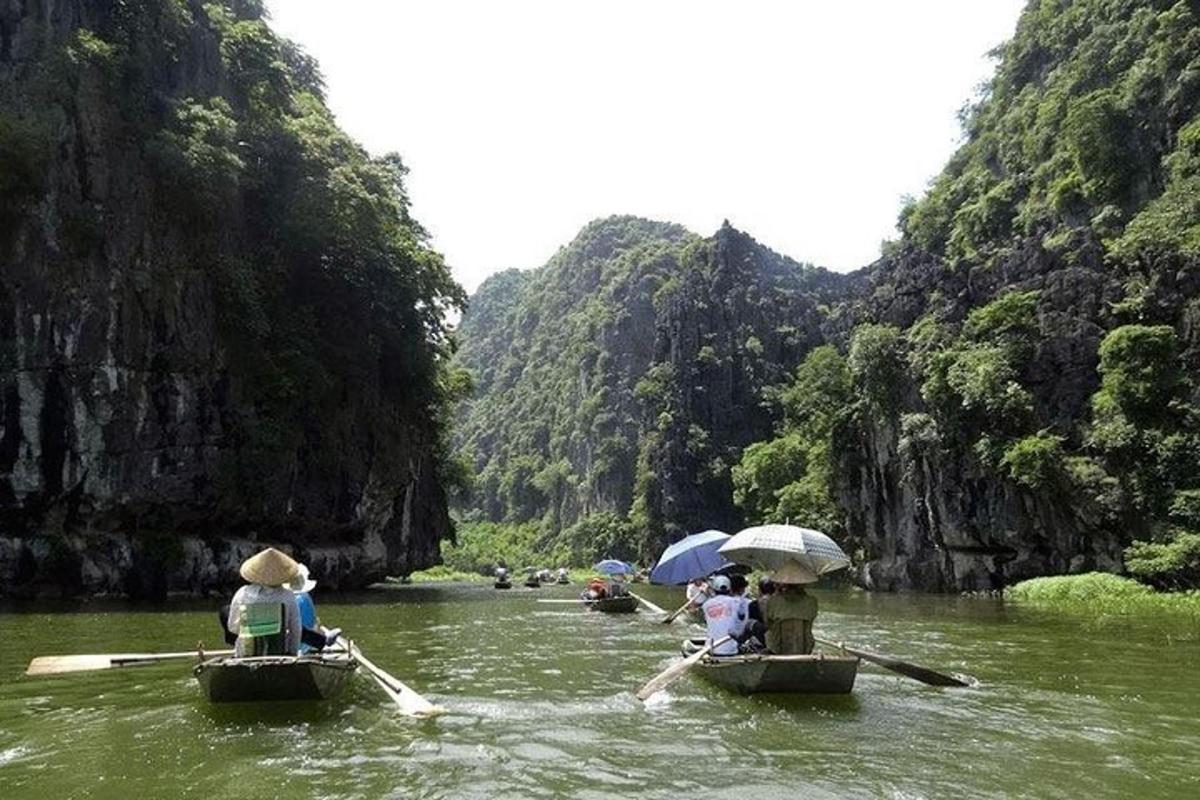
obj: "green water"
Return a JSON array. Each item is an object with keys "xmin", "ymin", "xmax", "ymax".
[{"xmin": 1, "ymin": 584, "xmax": 1197, "ymax": 799}]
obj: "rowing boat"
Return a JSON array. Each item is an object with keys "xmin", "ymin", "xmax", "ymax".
[
  {"xmin": 494, "ymin": 579, "xmax": 513, "ymax": 589},
  {"xmin": 194, "ymin": 652, "xmax": 357, "ymax": 703},
  {"xmin": 589, "ymin": 595, "xmax": 638, "ymax": 613},
  {"xmin": 680, "ymin": 639, "xmax": 858, "ymax": 694}
]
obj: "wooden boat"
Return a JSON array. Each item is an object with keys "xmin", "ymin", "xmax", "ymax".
[
  {"xmin": 524, "ymin": 576, "xmax": 540, "ymax": 588},
  {"xmin": 589, "ymin": 595, "xmax": 639, "ymax": 613},
  {"xmin": 194, "ymin": 652, "xmax": 357, "ymax": 703},
  {"xmin": 494, "ymin": 579, "xmax": 513, "ymax": 589},
  {"xmin": 681, "ymin": 639, "xmax": 858, "ymax": 694}
]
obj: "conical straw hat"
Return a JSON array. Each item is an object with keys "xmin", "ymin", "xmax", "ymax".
[
  {"xmin": 772, "ymin": 559, "xmax": 818, "ymax": 585},
  {"xmin": 240, "ymin": 547, "xmax": 300, "ymax": 587}
]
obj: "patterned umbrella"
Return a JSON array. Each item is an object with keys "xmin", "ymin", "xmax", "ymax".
[
  {"xmin": 718, "ymin": 524, "xmax": 850, "ymax": 583},
  {"xmin": 649, "ymin": 530, "xmax": 733, "ymax": 585}
]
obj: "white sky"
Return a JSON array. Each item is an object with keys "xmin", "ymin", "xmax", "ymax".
[{"xmin": 266, "ymin": 1, "xmax": 1025, "ymax": 293}]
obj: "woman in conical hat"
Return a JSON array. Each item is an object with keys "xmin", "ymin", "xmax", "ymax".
[
  {"xmin": 225, "ymin": 548, "xmax": 303, "ymax": 657},
  {"xmin": 762, "ymin": 559, "xmax": 820, "ymax": 655}
]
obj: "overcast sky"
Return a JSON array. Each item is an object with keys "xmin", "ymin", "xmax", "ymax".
[{"xmin": 266, "ymin": 1, "xmax": 1025, "ymax": 293}]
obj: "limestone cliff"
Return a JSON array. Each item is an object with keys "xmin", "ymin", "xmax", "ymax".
[{"xmin": 0, "ymin": 0, "xmax": 461, "ymax": 597}]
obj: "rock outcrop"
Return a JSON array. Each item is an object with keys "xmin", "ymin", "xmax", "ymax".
[{"xmin": 0, "ymin": 0, "xmax": 456, "ymax": 597}]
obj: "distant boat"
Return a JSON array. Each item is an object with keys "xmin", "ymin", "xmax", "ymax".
[
  {"xmin": 680, "ymin": 639, "xmax": 858, "ymax": 694},
  {"xmin": 587, "ymin": 595, "xmax": 638, "ymax": 613},
  {"xmin": 194, "ymin": 652, "xmax": 357, "ymax": 702},
  {"xmin": 494, "ymin": 577, "xmax": 513, "ymax": 589}
]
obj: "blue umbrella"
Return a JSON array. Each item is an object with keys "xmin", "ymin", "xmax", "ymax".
[
  {"xmin": 649, "ymin": 530, "xmax": 733, "ymax": 585},
  {"xmin": 593, "ymin": 559, "xmax": 635, "ymax": 575}
]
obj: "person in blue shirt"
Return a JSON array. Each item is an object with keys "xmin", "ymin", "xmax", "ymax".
[{"xmin": 286, "ymin": 563, "xmax": 340, "ymax": 653}]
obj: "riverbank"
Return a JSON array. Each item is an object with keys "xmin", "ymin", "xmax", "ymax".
[
  {"xmin": 404, "ymin": 566, "xmax": 598, "ymax": 584},
  {"xmin": 1006, "ymin": 573, "xmax": 1200, "ymax": 621}
]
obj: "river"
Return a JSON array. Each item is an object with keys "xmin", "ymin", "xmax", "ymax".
[{"xmin": 0, "ymin": 583, "xmax": 1197, "ymax": 799}]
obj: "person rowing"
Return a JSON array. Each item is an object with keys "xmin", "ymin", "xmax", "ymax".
[
  {"xmin": 762, "ymin": 561, "xmax": 819, "ymax": 655},
  {"xmin": 700, "ymin": 574, "xmax": 747, "ymax": 656}
]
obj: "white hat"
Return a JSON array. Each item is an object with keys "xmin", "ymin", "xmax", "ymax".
[
  {"xmin": 285, "ymin": 563, "xmax": 317, "ymax": 594},
  {"xmin": 772, "ymin": 559, "xmax": 818, "ymax": 585}
]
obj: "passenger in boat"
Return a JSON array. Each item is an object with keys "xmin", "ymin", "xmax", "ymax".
[
  {"xmin": 227, "ymin": 548, "xmax": 304, "ymax": 657},
  {"xmin": 701, "ymin": 575, "xmax": 747, "ymax": 656},
  {"xmin": 287, "ymin": 563, "xmax": 340, "ymax": 653},
  {"xmin": 685, "ymin": 577, "xmax": 709, "ymax": 608},
  {"xmin": 763, "ymin": 567, "xmax": 818, "ymax": 655},
  {"xmin": 583, "ymin": 577, "xmax": 609, "ymax": 601}
]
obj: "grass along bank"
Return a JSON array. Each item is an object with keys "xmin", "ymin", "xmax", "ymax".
[{"xmin": 1006, "ymin": 573, "xmax": 1200, "ymax": 621}]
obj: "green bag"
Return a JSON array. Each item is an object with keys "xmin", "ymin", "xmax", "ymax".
[{"xmin": 238, "ymin": 603, "xmax": 283, "ymax": 638}]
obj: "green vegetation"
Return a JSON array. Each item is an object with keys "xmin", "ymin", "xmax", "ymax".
[
  {"xmin": 900, "ymin": 0, "xmax": 1200, "ymax": 268},
  {"xmin": 3, "ymin": 1, "xmax": 465, "ymax": 539},
  {"xmin": 439, "ymin": 518, "xmax": 640, "ymax": 577},
  {"xmin": 1007, "ymin": 573, "xmax": 1200, "ymax": 619},
  {"xmin": 732, "ymin": 345, "xmax": 851, "ymax": 530},
  {"xmin": 455, "ymin": 0, "xmax": 1200, "ymax": 593}
]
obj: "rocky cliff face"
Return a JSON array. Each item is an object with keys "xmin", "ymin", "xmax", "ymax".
[
  {"xmin": 0, "ymin": 0, "xmax": 456, "ymax": 597},
  {"xmin": 634, "ymin": 224, "xmax": 862, "ymax": 553},
  {"xmin": 454, "ymin": 217, "xmax": 859, "ymax": 558}
]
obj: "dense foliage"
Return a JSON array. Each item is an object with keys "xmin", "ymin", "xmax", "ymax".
[
  {"xmin": 455, "ymin": 0, "xmax": 1200, "ymax": 590},
  {"xmin": 1, "ymin": 0, "xmax": 465, "ymax": 535}
]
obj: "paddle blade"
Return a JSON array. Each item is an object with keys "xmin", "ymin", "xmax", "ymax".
[
  {"xmin": 856, "ymin": 651, "xmax": 971, "ymax": 687},
  {"xmin": 629, "ymin": 591, "xmax": 666, "ymax": 616},
  {"xmin": 26, "ymin": 655, "xmax": 117, "ymax": 676},
  {"xmin": 24, "ymin": 649, "xmax": 229, "ymax": 677},
  {"xmin": 816, "ymin": 638, "xmax": 971, "ymax": 688},
  {"xmin": 635, "ymin": 636, "xmax": 730, "ymax": 701}
]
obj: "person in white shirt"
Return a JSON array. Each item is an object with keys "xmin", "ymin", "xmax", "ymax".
[
  {"xmin": 701, "ymin": 575, "xmax": 747, "ymax": 656},
  {"xmin": 226, "ymin": 548, "xmax": 303, "ymax": 657}
]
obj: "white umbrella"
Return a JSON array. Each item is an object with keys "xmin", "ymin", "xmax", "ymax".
[{"xmin": 718, "ymin": 524, "xmax": 850, "ymax": 583}]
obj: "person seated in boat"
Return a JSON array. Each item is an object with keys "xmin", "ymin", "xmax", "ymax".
[
  {"xmin": 763, "ymin": 563, "xmax": 819, "ymax": 655},
  {"xmin": 608, "ymin": 576, "xmax": 630, "ymax": 597},
  {"xmin": 729, "ymin": 574, "xmax": 765, "ymax": 652},
  {"xmin": 495, "ymin": 566, "xmax": 510, "ymax": 582},
  {"xmin": 583, "ymin": 577, "xmax": 609, "ymax": 601},
  {"xmin": 226, "ymin": 548, "xmax": 304, "ymax": 657},
  {"xmin": 685, "ymin": 577, "xmax": 709, "ymax": 609},
  {"xmin": 286, "ymin": 563, "xmax": 341, "ymax": 654},
  {"xmin": 701, "ymin": 575, "xmax": 747, "ymax": 657}
]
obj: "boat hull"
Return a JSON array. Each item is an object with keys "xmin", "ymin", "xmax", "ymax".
[
  {"xmin": 590, "ymin": 596, "xmax": 639, "ymax": 613},
  {"xmin": 195, "ymin": 654, "xmax": 357, "ymax": 703},
  {"xmin": 682, "ymin": 640, "xmax": 857, "ymax": 694},
  {"xmin": 494, "ymin": 581, "xmax": 513, "ymax": 589}
]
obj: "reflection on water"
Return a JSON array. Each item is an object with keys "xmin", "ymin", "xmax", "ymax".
[{"xmin": 1, "ymin": 583, "xmax": 1198, "ymax": 799}]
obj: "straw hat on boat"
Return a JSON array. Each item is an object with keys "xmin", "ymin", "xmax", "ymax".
[
  {"xmin": 239, "ymin": 547, "xmax": 300, "ymax": 587},
  {"xmin": 285, "ymin": 563, "xmax": 317, "ymax": 594}
]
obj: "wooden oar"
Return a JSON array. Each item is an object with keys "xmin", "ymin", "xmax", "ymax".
[
  {"xmin": 660, "ymin": 600, "xmax": 692, "ymax": 624},
  {"xmin": 536, "ymin": 599, "xmax": 595, "ymax": 604},
  {"xmin": 347, "ymin": 641, "xmax": 447, "ymax": 718},
  {"xmin": 26, "ymin": 649, "xmax": 234, "ymax": 677},
  {"xmin": 628, "ymin": 591, "xmax": 666, "ymax": 615},
  {"xmin": 635, "ymin": 636, "xmax": 732, "ymax": 701},
  {"xmin": 815, "ymin": 637, "xmax": 970, "ymax": 687}
]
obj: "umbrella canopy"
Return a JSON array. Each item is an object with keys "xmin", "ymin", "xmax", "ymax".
[
  {"xmin": 718, "ymin": 524, "xmax": 850, "ymax": 583},
  {"xmin": 649, "ymin": 530, "xmax": 733, "ymax": 585},
  {"xmin": 593, "ymin": 559, "xmax": 635, "ymax": 575}
]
